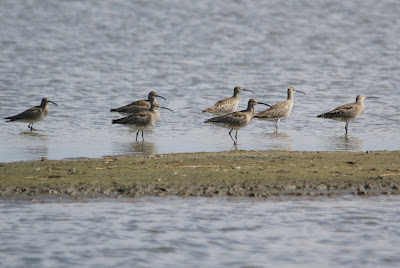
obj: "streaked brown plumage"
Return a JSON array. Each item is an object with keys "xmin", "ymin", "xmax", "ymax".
[
  {"xmin": 203, "ymin": 86, "xmax": 255, "ymax": 116},
  {"xmin": 205, "ymin": 98, "xmax": 271, "ymax": 145},
  {"xmin": 254, "ymin": 87, "xmax": 305, "ymax": 132},
  {"xmin": 112, "ymin": 103, "xmax": 173, "ymax": 141},
  {"xmin": 110, "ymin": 91, "xmax": 166, "ymax": 114},
  {"xmin": 317, "ymin": 95, "xmax": 379, "ymax": 135},
  {"xmin": 5, "ymin": 97, "xmax": 58, "ymax": 132}
]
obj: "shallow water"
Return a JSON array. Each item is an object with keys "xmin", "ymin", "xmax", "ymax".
[
  {"xmin": 1, "ymin": 0, "xmax": 400, "ymax": 162},
  {"xmin": 1, "ymin": 196, "xmax": 400, "ymax": 267}
]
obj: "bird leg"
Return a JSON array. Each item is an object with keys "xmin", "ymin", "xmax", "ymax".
[
  {"xmin": 345, "ymin": 122, "xmax": 349, "ymax": 135},
  {"xmin": 274, "ymin": 119, "xmax": 280, "ymax": 132},
  {"xmin": 136, "ymin": 130, "xmax": 140, "ymax": 141},
  {"xmin": 28, "ymin": 123, "xmax": 36, "ymax": 132},
  {"xmin": 235, "ymin": 130, "xmax": 238, "ymax": 144},
  {"xmin": 228, "ymin": 128, "xmax": 237, "ymax": 145},
  {"xmin": 141, "ymin": 130, "xmax": 144, "ymax": 141}
]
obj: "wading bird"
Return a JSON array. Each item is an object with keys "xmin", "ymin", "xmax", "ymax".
[
  {"xmin": 5, "ymin": 97, "xmax": 58, "ymax": 132},
  {"xmin": 317, "ymin": 95, "xmax": 379, "ymax": 135},
  {"xmin": 110, "ymin": 91, "xmax": 166, "ymax": 114},
  {"xmin": 112, "ymin": 103, "xmax": 173, "ymax": 141},
  {"xmin": 205, "ymin": 98, "xmax": 271, "ymax": 145},
  {"xmin": 203, "ymin": 86, "xmax": 255, "ymax": 115},
  {"xmin": 254, "ymin": 87, "xmax": 305, "ymax": 132}
]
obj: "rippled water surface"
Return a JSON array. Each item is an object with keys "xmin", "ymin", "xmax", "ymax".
[
  {"xmin": 1, "ymin": 0, "xmax": 400, "ymax": 162},
  {"xmin": 1, "ymin": 196, "xmax": 400, "ymax": 267}
]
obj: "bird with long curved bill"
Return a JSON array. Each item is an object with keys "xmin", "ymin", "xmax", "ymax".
[
  {"xmin": 110, "ymin": 91, "xmax": 166, "ymax": 115},
  {"xmin": 203, "ymin": 86, "xmax": 255, "ymax": 116},
  {"xmin": 317, "ymin": 95, "xmax": 379, "ymax": 135},
  {"xmin": 205, "ymin": 98, "xmax": 271, "ymax": 145},
  {"xmin": 5, "ymin": 97, "xmax": 58, "ymax": 132},
  {"xmin": 112, "ymin": 103, "xmax": 173, "ymax": 141}
]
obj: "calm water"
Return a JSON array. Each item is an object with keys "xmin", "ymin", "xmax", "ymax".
[
  {"xmin": 0, "ymin": 196, "xmax": 399, "ymax": 267},
  {"xmin": 0, "ymin": 0, "xmax": 399, "ymax": 162},
  {"xmin": 2, "ymin": 2, "xmax": 400, "ymax": 267}
]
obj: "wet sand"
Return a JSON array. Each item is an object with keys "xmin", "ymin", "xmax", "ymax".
[{"xmin": 1, "ymin": 150, "xmax": 400, "ymax": 198}]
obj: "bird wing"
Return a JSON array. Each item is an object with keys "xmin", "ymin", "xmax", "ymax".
[
  {"xmin": 113, "ymin": 111, "xmax": 152, "ymax": 125},
  {"xmin": 203, "ymin": 97, "xmax": 236, "ymax": 113},
  {"xmin": 318, "ymin": 103, "xmax": 359, "ymax": 119},
  {"xmin": 255, "ymin": 101, "xmax": 289, "ymax": 119},
  {"xmin": 128, "ymin": 99, "xmax": 151, "ymax": 107},
  {"xmin": 206, "ymin": 111, "xmax": 246, "ymax": 123},
  {"xmin": 5, "ymin": 106, "xmax": 42, "ymax": 121},
  {"xmin": 111, "ymin": 99, "xmax": 150, "ymax": 113},
  {"xmin": 228, "ymin": 111, "xmax": 247, "ymax": 121}
]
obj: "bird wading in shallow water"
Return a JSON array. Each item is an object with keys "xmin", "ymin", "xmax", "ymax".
[
  {"xmin": 254, "ymin": 87, "xmax": 305, "ymax": 132},
  {"xmin": 317, "ymin": 95, "xmax": 379, "ymax": 135},
  {"xmin": 205, "ymin": 98, "xmax": 271, "ymax": 145},
  {"xmin": 112, "ymin": 103, "xmax": 173, "ymax": 141},
  {"xmin": 203, "ymin": 86, "xmax": 255, "ymax": 116},
  {"xmin": 5, "ymin": 97, "xmax": 58, "ymax": 132},
  {"xmin": 110, "ymin": 91, "xmax": 166, "ymax": 115}
]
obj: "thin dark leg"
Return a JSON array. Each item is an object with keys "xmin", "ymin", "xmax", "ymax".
[
  {"xmin": 28, "ymin": 123, "xmax": 36, "ymax": 132},
  {"xmin": 235, "ymin": 130, "xmax": 238, "ymax": 144},
  {"xmin": 141, "ymin": 130, "xmax": 144, "ymax": 141},
  {"xmin": 136, "ymin": 130, "xmax": 139, "ymax": 141},
  {"xmin": 345, "ymin": 122, "xmax": 349, "ymax": 135},
  {"xmin": 228, "ymin": 128, "xmax": 236, "ymax": 145}
]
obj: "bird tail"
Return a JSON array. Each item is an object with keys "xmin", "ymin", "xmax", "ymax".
[
  {"xmin": 112, "ymin": 118, "xmax": 122, "ymax": 124},
  {"xmin": 204, "ymin": 117, "xmax": 220, "ymax": 123},
  {"xmin": 4, "ymin": 117, "xmax": 15, "ymax": 122}
]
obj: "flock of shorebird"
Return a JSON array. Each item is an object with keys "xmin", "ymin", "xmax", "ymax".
[{"xmin": 4, "ymin": 87, "xmax": 379, "ymax": 145}]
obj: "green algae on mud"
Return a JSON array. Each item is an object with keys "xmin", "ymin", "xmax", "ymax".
[{"xmin": 1, "ymin": 150, "xmax": 400, "ymax": 198}]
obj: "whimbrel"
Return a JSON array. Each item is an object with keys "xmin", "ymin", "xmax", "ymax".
[
  {"xmin": 110, "ymin": 91, "xmax": 166, "ymax": 114},
  {"xmin": 112, "ymin": 103, "xmax": 173, "ymax": 141},
  {"xmin": 254, "ymin": 87, "xmax": 305, "ymax": 132},
  {"xmin": 5, "ymin": 98, "xmax": 58, "ymax": 132},
  {"xmin": 205, "ymin": 98, "xmax": 271, "ymax": 145},
  {"xmin": 317, "ymin": 95, "xmax": 379, "ymax": 135},
  {"xmin": 203, "ymin": 86, "xmax": 255, "ymax": 115}
]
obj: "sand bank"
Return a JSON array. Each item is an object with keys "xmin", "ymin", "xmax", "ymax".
[{"xmin": 1, "ymin": 151, "xmax": 400, "ymax": 198}]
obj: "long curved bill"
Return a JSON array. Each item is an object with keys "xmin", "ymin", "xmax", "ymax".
[
  {"xmin": 243, "ymin": 89, "xmax": 256, "ymax": 94},
  {"xmin": 295, "ymin": 90, "xmax": 306, "ymax": 95},
  {"xmin": 156, "ymin": 94, "xmax": 167, "ymax": 101},
  {"xmin": 365, "ymin": 96, "xmax": 379, "ymax": 99},
  {"xmin": 258, "ymin": 102, "xmax": 272, "ymax": 108},
  {"xmin": 161, "ymin": 106, "xmax": 174, "ymax": 112},
  {"xmin": 50, "ymin": 101, "xmax": 58, "ymax": 106}
]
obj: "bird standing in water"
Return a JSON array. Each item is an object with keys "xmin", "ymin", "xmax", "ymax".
[
  {"xmin": 110, "ymin": 91, "xmax": 166, "ymax": 114},
  {"xmin": 5, "ymin": 97, "xmax": 58, "ymax": 132},
  {"xmin": 254, "ymin": 87, "xmax": 305, "ymax": 132},
  {"xmin": 205, "ymin": 98, "xmax": 271, "ymax": 145},
  {"xmin": 203, "ymin": 86, "xmax": 255, "ymax": 116},
  {"xmin": 112, "ymin": 103, "xmax": 173, "ymax": 141},
  {"xmin": 317, "ymin": 95, "xmax": 379, "ymax": 135}
]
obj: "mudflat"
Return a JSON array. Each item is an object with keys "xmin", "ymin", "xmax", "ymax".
[{"xmin": 1, "ymin": 150, "xmax": 400, "ymax": 198}]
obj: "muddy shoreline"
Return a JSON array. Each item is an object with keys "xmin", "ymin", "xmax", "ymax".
[{"xmin": 1, "ymin": 150, "xmax": 400, "ymax": 198}]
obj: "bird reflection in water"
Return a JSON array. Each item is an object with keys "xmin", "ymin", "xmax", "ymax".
[
  {"xmin": 333, "ymin": 135, "xmax": 364, "ymax": 151},
  {"xmin": 264, "ymin": 131, "xmax": 293, "ymax": 151},
  {"xmin": 18, "ymin": 132, "xmax": 49, "ymax": 160},
  {"xmin": 113, "ymin": 140, "xmax": 158, "ymax": 156}
]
